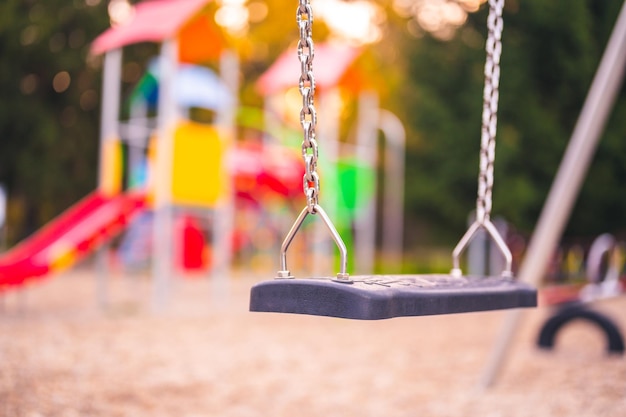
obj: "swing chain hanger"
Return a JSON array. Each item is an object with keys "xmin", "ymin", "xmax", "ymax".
[
  {"xmin": 477, "ymin": 0, "xmax": 503, "ymax": 224},
  {"xmin": 297, "ymin": 0, "xmax": 319, "ymax": 212},
  {"xmin": 276, "ymin": 0, "xmax": 351, "ymax": 282},
  {"xmin": 451, "ymin": 0, "xmax": 513, "ymax": 278},
  {"xmin": 277, "ymin": 0, "xmax": 512, "ymax": 281}
]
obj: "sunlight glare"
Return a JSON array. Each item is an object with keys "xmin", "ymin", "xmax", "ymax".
[
  {"xmin": 313, "ymin": 0, "xmax": 384, "ymax": 45},
  {"xmin": 215, "ymin": 0, "xmax": 250, "ymax": 35},
  {"xmin": 394, "ymin": 0, "xmax": 485, "ymax": 40},
  {"xmin": 108, "ymin": 0, "xmax": 134, "ymax": 27}
]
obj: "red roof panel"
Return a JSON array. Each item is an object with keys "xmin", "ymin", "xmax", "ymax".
[
  {"xmin": 91, "ymin": 0, "xmax": 212, "ymax": 55},
  {"xmin": 256, "ymin": 43, "xmax": 362, "ymax": 95}
]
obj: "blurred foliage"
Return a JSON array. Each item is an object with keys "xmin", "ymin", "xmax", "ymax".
[
  {"xmin": 0, "ymin": 0, "xmax": 625, "ymax": 250},
  {"xmin": 0, "ymin": 0, "xmax": 109, "ymax": 241},
  {"xmin": 399, "ymin": 0, "xmax": 626, "ymax": 245}
]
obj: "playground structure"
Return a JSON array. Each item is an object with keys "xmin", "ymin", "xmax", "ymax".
[
  {"xmin": 115, "ymin": 62, "xmax": 304, "ymax": 273},
  {"xmin": 465, "ymin": 227, "xmax": 626, "ymax": 355},
  {"xmin": 0, "ymin": 0, "xmax": 623, "ymax": 398},
  {"xmin": 91, "ymin": 0, "xmax": 317, "ymax": 308},
  {"xmin": 257, "ymin": 42, "xmax": 406, "ymax": 275},
  {"xmin": 0, "ymin": 191, "xmax": 145, "ymax": 290},
  {"xmin": 0, "ymin": 0, "xmax": 405, "ymax": 310},
  {"xmin": 90, "ymin": 0, "xmax": 405, "ymax": 309},
  {"xmin": 92, "ymin": 0, "xmax": 240, "ymax": 309},
  {"xmin": 0, "ymin": 0, "xmax": 305, "ymax": 301},
  {"xmin": 537, "ymin": 233, "xmax": 626, "ymax": 355}
]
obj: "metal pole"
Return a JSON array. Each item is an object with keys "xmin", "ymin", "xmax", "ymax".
[
  {"xmin": 379, "ymin": 110, "xmax": 406, "ymax": 268},
  {"xmin": 480, "ymin": 0, "xmax": 626, "ymax": 388},
  {"xmin": 313, "ymin": 89, "xmax": 341, "ymax": 275},
  {"xmin": 0, "ymin": 184, "xmax": 7, "ymax": 253},
  {"xmin": 127, "ymin": 100, "xmax": 149, "ymax": 189},
  {"xmin": 354, "ymin": 91, "xmax": 379, "ymax": 274},
  {"xmin": 152, "ymin": 39, "xmax": 178, "ymax": 312},
  {"xmin": 96, "ymin": 49, "xmax": 122, "ymax": 309},
  {"xmin": 99, "ymin": 49, "xmax": 122, "ymax": 188},
  {"xmin": 210, "ymin": 49, "xmax": 239, "ymax": 307}
]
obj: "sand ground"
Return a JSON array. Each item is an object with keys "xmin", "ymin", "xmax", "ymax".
[{"xmin": 0, "ymin": 268, "xmax": 625, "ymax": 417}]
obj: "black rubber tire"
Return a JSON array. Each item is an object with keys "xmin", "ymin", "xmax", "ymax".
[{"xmin": 537, "ymin": 303, "xmax": 624, "ymax": 355}]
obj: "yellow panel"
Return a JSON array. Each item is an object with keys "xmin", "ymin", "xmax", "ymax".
[
  {"xmin": 99, "ymin": 138, "xmax": 123, "ymax": 197},
  {"xmin": 171, "ymin": 122, "xmax": 227, "ymax": 207},
  {"xmin": 145, "ymin": 136, "xmax": 158, "ymax": 207}
]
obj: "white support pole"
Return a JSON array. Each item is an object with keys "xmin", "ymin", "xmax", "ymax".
[
  {"xmin": 127, "ymin": 100, "xmax": 149, "ymax": 189},
  {"xmin": 210, "ymin": 49, "xmax": 239, "ymax": 305},
  {"xmin": 0, "ymin": 184, "xmax": 7, "ymax": 253},
  {"xmin": 96, "ymin": 48, "xmax": 123, "ymax": 309},
  {"xmin": 314, "ymin": 89, "xmax": 341, "ymax": 275},
  {"xmin": 354, "ymin": 91, "xmax": 379, "ymax": 274},
  {"xmin": 152, "ymin": 39, "xmax": 179, "ymax": 312},
  {"xmin": 480, "ymin": 0, "xmax": 626, "ymax": 388},
  {"xmin": 262, "ymin": 97, "xmax": 280, "ymax": 146},
  {"xmin": 378, "ymin": 109, "xmax": 406, "ymax": 268},
  {"xmin": 98, "ymin": 49, "xmax": 122, "ymax": 188},
  {"xmin": 216, "ymin": 49, "xmax": 239, "ymax": 131}
]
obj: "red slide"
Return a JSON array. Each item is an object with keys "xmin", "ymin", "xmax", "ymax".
[{"xmin": 0, "ymin": 191, "xmax": 145, "ymax": 290}]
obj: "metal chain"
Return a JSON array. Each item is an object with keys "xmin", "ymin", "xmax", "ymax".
[
  {"xmin": 297, "ymin": 0, "xmax": 319, "ymax": 214},
  {"xmin": 476, "ymin": 0, "xmax": 504, "ymax": 223},
  {"xmin": 274, "ymin": 0, "xmax": 350, "ymax": 280},
  {"xmin": 451, "ymin": 0, "xmax": 512, "ymax": 277}
]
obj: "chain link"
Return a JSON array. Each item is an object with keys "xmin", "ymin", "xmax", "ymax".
[
  {"xmin": 476, "ymin": 0, "xmax": 504, "ymax": 223},
  {"xmin": 297, "ymin": 0, "xmax": 319, "ymax": 213}
]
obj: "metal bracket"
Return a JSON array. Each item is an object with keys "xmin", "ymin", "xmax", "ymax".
[
  {"xmin": 277, "ymin": 204, "xmax": 351, "ymax": 282},
  {"xmin": 450, "ymin": 218, "xmax": 513, "ymax": 278}
]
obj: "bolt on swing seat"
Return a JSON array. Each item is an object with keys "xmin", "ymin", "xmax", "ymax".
[
  {"xmin": 249, "ymin": 0, "xmax": 536, "ymax": 320},
  {"xmin": 249, "ymin": 205, "xmax": 537, "ymax": 320}
]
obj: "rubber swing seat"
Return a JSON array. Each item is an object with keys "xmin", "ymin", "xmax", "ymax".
[{"xmin": 249, "ymin": 274, "xmax": 537, "ymax": 320}]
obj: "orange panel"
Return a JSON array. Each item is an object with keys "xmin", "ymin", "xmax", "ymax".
[{"xmin": 178, "ymin": 14, "xmax": 225, "ymax": 64}]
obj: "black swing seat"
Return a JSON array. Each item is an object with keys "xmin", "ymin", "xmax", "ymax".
[{"xmin": 250, "ymin": 274, "xmax": 537, "ymax": 320}]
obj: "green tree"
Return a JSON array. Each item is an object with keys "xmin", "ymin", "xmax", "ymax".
[
  {"xmin": 3, "ymin": 0, "xmax": 625, "ymax": 252},
  {"xmin": 400, "ymin": 0, "xmax": 626, "ymax": 245},
  {"xmin": 0, "ymin": 0, "xmax": 109, "ymax": 242}
]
